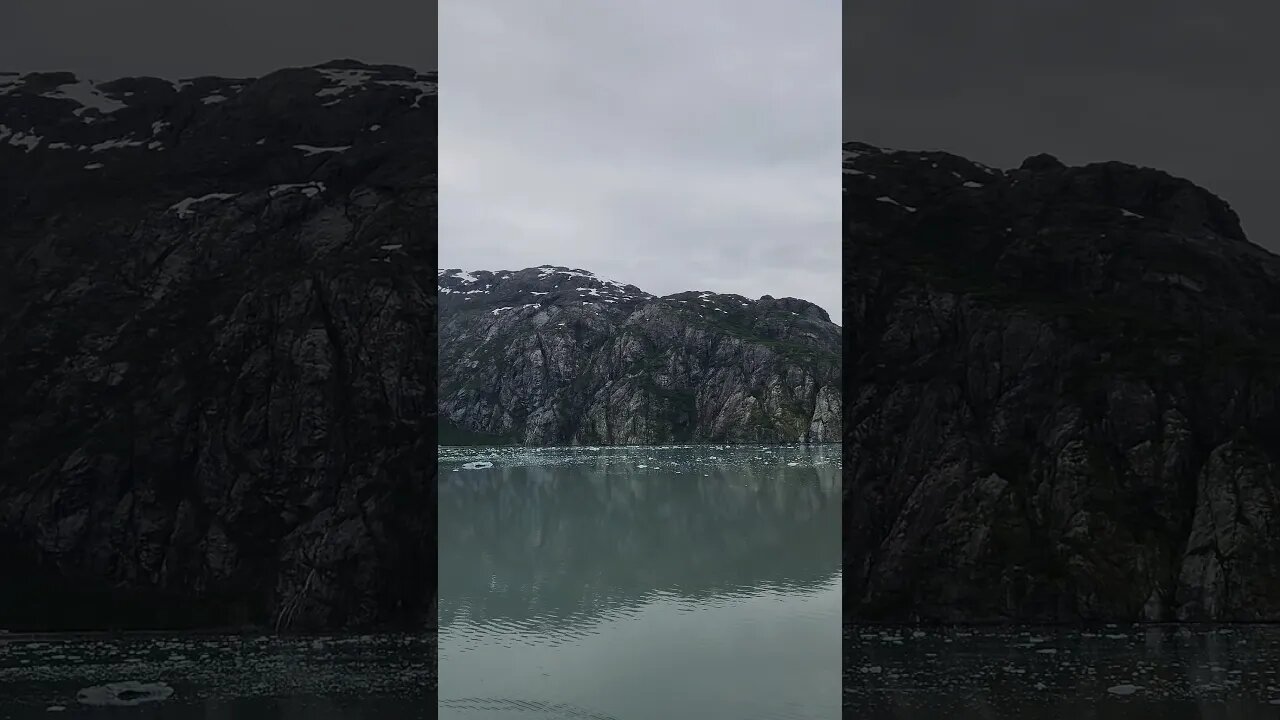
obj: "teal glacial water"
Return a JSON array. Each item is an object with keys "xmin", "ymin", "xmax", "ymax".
[{"xmin": 438, "ymin": 444, "xmax": 842, "ymax": 720}]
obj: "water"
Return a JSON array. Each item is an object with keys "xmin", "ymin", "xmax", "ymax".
[
  {"xmin": 0, "ymin": 633, "xmax": 433, "ymax": 718},
  {"xmin": 438, "ymin": 444, "xmax": 842, "ymax": 720},
  {"xmin": 845, "ymin": 624, "xmax": 1280, "ymax": 718}
]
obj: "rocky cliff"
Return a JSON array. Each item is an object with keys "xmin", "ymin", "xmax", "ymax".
[
  {"xmin": 844, "ymin": 141, "xmax": 1280, "ymax": 622},
  {"xmin": 0, "ymin": 60, "xmax": 437, "ymax": 631},
  {"xmin": 438, "ymin": 266, "xmax": 841, "ymax": 444}
]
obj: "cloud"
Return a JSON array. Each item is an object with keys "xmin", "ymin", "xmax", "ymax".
[{"xmin": 440, "ymin": 0, "xmax": 842, "ymax": 322}]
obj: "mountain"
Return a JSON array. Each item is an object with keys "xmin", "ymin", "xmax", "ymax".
[
  {"xmin": 0, "ymin": 60, "xmax": 436, "ymax": 632},
  {"xmin": 438, "ymin": 266, "xmax": 841, "ymax": 444},
  {"xmin": 844, "ymin": 141, "xmax": 1280, "ymax": 622}
]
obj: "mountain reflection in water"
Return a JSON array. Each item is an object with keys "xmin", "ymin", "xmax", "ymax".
[{"xmin": 438, "ymin": 444, "xmax": 842, "ymax": 720}]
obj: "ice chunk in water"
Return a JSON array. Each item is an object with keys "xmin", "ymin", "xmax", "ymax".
[{"xmin": 76, "ymin": 681, "xmax": 174, "ymax": 706}]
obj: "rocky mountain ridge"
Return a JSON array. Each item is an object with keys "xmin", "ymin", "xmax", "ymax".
[
  {"xmin": 844, "ymin": 140, "xmax": 1280, "ymax": 622},
  {"xmin": 0, "ymin": 60, "xmax": 436, "ymax": 632},
  {"xmin": 439, "ymin": 265, "xmax": 841, "ymax": 445}
]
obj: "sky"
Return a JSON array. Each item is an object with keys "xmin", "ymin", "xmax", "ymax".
[
  {"xmin": 439, "ymin": 0, "xmax": 842, "ymax": 323},
  {"xmin": 0, "ymin": 1, "xmax": 436, "ymax": 78},
  {"xmin": 846, "ymin": 0, "xmax": 1280, "ymax": 254}
]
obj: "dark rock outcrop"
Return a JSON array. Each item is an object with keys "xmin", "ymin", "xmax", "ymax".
[
  {"xmin": 0, "ymin": 60, "xmax": 437, "ymax": 631},
  {"xmin": 844, "ymin": 140, "xmax": 1280, "ymax": 622},
  {"xmin": 438, "ymin": 266, "xmax": 841, "ymax": 444}
]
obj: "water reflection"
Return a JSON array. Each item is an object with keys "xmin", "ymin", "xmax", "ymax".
[
  {"xmin": 439, "ymin": 454, "xmax": 841, "ymax": 628},
  {"xmin": 439, "ymin": 445, "xmax": 842, "ymax": 720}
]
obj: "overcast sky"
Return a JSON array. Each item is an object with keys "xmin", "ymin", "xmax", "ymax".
[
  {"xmin": 439, "ymin": 0, "xmax": 842, "ymax": 322},
  {"xmin": 0, "ymin": 1, "xmax": 435, "ymax": 78},
  {"xmin": 846, "ymin": 0, "xmax": 1280, "ymax": 254}
]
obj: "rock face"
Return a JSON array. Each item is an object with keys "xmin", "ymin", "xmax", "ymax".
[
  {"xmin": 0, "ymin": 60, "xmax": 437, "ymax": 630},
  {"xmin": 844, "ymin": 141, "xmax": 1280, "ymax": 622},
  {"xmin": 439, "ymin": 267, "xmax": 841, "ymax": 444}
]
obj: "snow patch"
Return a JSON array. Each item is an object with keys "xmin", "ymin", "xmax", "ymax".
[
  {"xmin": 294, "ymin": 144, "xmax": 351, "ymax": 157},
  {"xmin": 875, "ymin": 196, "xmax": 917, "ymax": 212},
  {"xmin": 375, "ymin": 78, "xmax": 437, "ymax": 108},
  {"xmin": 170, "ymin": 192, "xmax": 237, "ymax": 218},
  {"xmin": 315, "ymin": 68, "xmax": 373, "ymax": 97},
  {"xmin": 91, "ymin": 137, "xmax": 146, "ymax": 152},
  {"xmin": 268, "ymin": 182, "xmax": 325, "ymax": 198},
  {"xmin": 0, "ymin": 124, "xmax": 41, "ymax": 152},
  {"xmin": 42, "ymin": 79, "xmax": 128, "ymax": 117}
]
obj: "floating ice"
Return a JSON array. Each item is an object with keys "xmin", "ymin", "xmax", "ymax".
[
  {"xmin": 461, "ymin": 461, "xmax": 493, "ymax": 470},
  {"xmin": 1107, "ymin": 684, "xmax": 1141, "ymax": 695},
  {"xmin": 76, "ymin": 681, "xmax": 174, "ymax": 706}
]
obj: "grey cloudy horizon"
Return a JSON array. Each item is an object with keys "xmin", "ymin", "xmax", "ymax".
[
  {"xmin": 439, "ymin": 0, "xmax": 842, "ymax": 323},
  {"xmin": 846, "ymin": 0, "xmax": 1280, "ymax": 254},
  {"xmin": 0, "ymin": 1, "xmax": 435, "ymax": 79}
]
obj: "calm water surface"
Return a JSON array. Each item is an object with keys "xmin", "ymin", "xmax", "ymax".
[
  {"xmin": 845, "ymin": 624, "xmax": 1280, "ymax": 719},
  {"xmin": 0, "ymin": 633, "xmax": 433, "ymax": 718},
  {"xmin": 438, "ymin": 444, "xmax": 842, "ymax": 720}
]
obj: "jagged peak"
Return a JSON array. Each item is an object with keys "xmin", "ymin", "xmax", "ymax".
[
  {"xmin": 844, "ymin": 139, "xmax": 1248, "ymax": 243},
  {"xmin": 1018, "ymin": 152, "xmax": 1065, "ymax": 171},
  {"xmin": 437, "ymin": 268, "xmax": 837, "ymax": 324},
  {"xmin": 437, "ymin": 266, "xmax": 654, "ymax": 306},
  {"xmin": 757, "ymin": 295, "xmax": 831, "ymax": 323}
]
